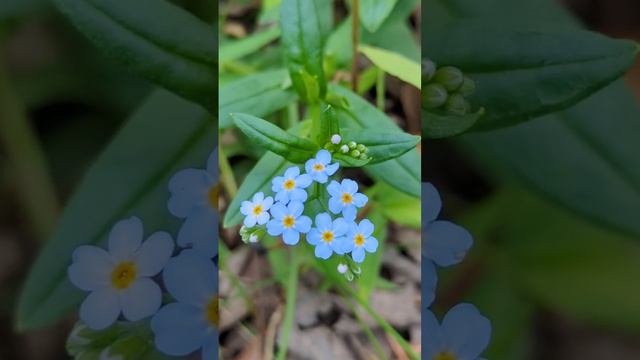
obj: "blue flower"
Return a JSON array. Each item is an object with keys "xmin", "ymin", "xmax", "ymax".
[
  {"xmin": 424, "ymin": 303, "xmax": 491, "ymax": 360},
  {"xmin": 305, "ymin": 149, "xmax": 339, "ymax": 183},
  {"xmin": 271, "ymin": 166, "xmax": 313, "ymax": 204},
  {"xmin": 423, "ymin": 259, "xmax": 437, "ymax": 308},
  {"xmin": 423, "ymin": 182, "xmax": 473, "ymax": 267},
  {"xmin": 68, "ymin": 217, "xmax": 174, "ymax": 330},
  {"xmin": 151, "ymin": 251, "xmax": 217, "ymax": 359},
  {"xmin": 327, "ymin": 179, "xmax": 368, "ymax": 216},
  {"xmin": 266, "ymin": 201, "xmax": 312, "ymax": 245},
  {"xmin": 168, "ymin": 148, "xmax": 218, "ymax": 258},
  {"xmin": 240, "ymin": 192, "xmax": 274, "ymax": 227},
  {"xmin": 306, "ymin": 213, "xmax": 348, "ymax": 259},
  {"xmin": 342, "ymin": 219, "xmax": 378, "ymax": 263}
]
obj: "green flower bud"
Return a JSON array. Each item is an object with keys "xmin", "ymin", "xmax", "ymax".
[
  {"xmin": 434, "ymin": 66, "xmax": 464, "ymax": 91},
  {"xmin": 359, "ymin": 154, "xmax": 368, "ymax": 160},
  {"xmin": 348, "ymin": 141, "xmax": 357, "ymax": 149},
  {"xmin": 422, "ymin": 83, "xmax": 448, "ymax": 109},
  {"xmin": 356, "ymin": 144, "xmax": 366, "ymax": 152},
  {"xmin": 422, "ymin": 59, "xmax": 436, "ymax": 83},
  {"xmin": 340, "ymin": 144, "xmax": 349, "ymax": 153},
  {"xmin": 351, "ymin": 149, "xmax": 361, "ymax": 157},
  {"xmin": 458, "ymin": 76, "xmax": 476, "ymax": 97},
  {"xmin": 445, "ymin": 94, "xmax": 470, "ymax": 116}
]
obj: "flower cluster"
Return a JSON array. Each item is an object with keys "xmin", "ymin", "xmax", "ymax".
[
  {"xmin": 423, "ymin": 182, "xmax": 492, "ymax": 360},
  {"xmin": 67, "ymin": 149, "xmax": 219, "ymax": 360},
  {"xmin": 422, "ymin": 58, "xmax": 476, "ymax": 116},
  {"xmin": 240, "ymin": 148, "xmax": 378, "ymax": 279},
  {"xmin": 324, "ymin": 133, "xmax": 371, "ymax": 162}
]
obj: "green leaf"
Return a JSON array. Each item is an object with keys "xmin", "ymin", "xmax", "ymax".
[
  {"xmin": 359, "ymin": 0, "xmax": 399, "ymax": 33},
  {"xmin": 372, "ymin": 183, "xmax": 420, "ymax": 228},
  {"xmin": 359, "ymin": 45, "xmax": 420, "ymax": 88},
  {"xmin": 427, "ymin": 0, "xmax": 640, "ymax": 236},
  {"xmin": 319, "ymin": 104, "xmax": 341, "ymax": 145},
  {"xmin": 54, "ymin": 0, "xmax": 216, "ymax": 110},
  {"xmin": 232, "ymin": 113, "xmax": 318, "ymax": 163},
  {"xmin": 333, "ymin": 153, "xmax": 371, "ymax": 167},
  {"xmin": 424, "ymin": 21, "xmax": 639, "ymax": 130},
  {"xmin": 16, "ymin": 90, "xmax": 215, "ymax": 330},
  {"xmin": 331, "ymin": 85, "xmax": 420, "ymax": 197},
  {"xmin": 422, "ymin": 108, "xmax": 484, "ymax": 139},
  {"xmin": 219, "ymin": 69, "xmax": 297, "ymax": 129},
  {"xmin": 342, "ymin": 129, "xmax": 420, "ymax": 164},
  {"xmin": 219, "ymin": 27, "xmax": 281, "ymax": 62},
  {"xmin": 224, "ymin": 152, "xmax": 291, "ymax": 227},
  {"xmin": 280, "ymin": 0, "xmax": 327, "ymax": 102}
]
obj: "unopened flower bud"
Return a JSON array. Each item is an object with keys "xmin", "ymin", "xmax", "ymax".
[
  {"xmin": 331, "ymin": 134, "xmax": 341, "ymax": 145},
  {"xmin": 359, "ymin": 154, "xmax": 368, "ymax": 160},
  {"xmin": 337, "ymin": 263, "xmax": 348, "ymax": 274},
  {"xmin": 249, "ymin": 234, "xmax": 258, "ymax": 243},
  {"xmin": 348, "ymin": 141, "xmax": 357, "ymax": 149},
  {"xmin": 422, "ymin": 59, "xmax": 436, "ymax": 83},
  {"xmin": 434, "ymin": 66, "xmax": 464, "ymax": 91},
  {"xmin": 356, "ymin": 144, "xmax": 366, "ymax": 152},
  {"xmin": 351, "ymin": 150, "xmax": 361, "ymax": 157},
  {"xmin": 458, "ymin": 76, "xmax": 476, "ymax": 97},
  {"xmin": 422, "ymin": 83, "xmax": 448, "ymax": 109},
  {"xmin": 445, "ymin": 94, "xmax": 470, "ymax": 116},
  {"xmin": 340, "ymin": 144, "xmax": 349, "ymax": 153}
]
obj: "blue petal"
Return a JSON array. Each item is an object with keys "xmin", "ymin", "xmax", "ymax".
[
  {"xmin": 294, "ymin": 216, "xmax": 312, "ymax": 233},
  {"xmin": 206, "ymin": 148, "xmax": 217, "ymax": 177},
  {"xmin": 288, "ymin": 201, "xmax": 304, "ymax": 217},
  {"xmin": 272, "ymin": 176, "xmax": 285, "ymax": 192},
  {"xmin": 108, "ymin": 217, "xmax": 143, "ymax": 262},
  {"xmin": 163, "ymin": 253, "xmax": 216, "ymax": 306},
  {"xmin": 315, "ymin": 213, "xmax": 332, "ymax": 230},
  {"xmin": 136, "ymin": 231, "xmax": 175, "ymax": 276},
  {"xmin": 423, "ymin": 182, "xmax": 442, "ymax": 224},
  {"xmin": 352, "ymin": 193, "xmax": 368, "ymax": 207},
  {"xmin": 120, "ymin": 278, "xmax": 162, "ymax": 321},
  {"xmin": 269, "ymin": 201, "xmax": 287, "ymax": 219},
  {"xmin": 332, "ymin": 218, "xmax": 348, "ymax": 236},
  {"xmin": 316, "ymin": 149, "xmax": 331, "ymax": 164},
  {"xmin": 290, "ymin": 188, "xmax": 308, "ymax": 202},
  {"xmin": 282, "ymin": 229, "xmax": 300, "ymax": 245},
  {"xmin": 262, "ymin": 196, "xmax": 274, "ymax": 210},
  {"xmin": 328, "ymin": 197, "xmax": 343, "ymax": 214},
  {"xmin": 284, "ymin": 166, "xmax": 300, "ymax": 179},
  {"xmin": 252, "ymin": 192, "xmax": 264, "ymax": 203},
  {"xmin": 342, "ymin": 206, "xmax": 357, "ymax": 222},
  {"xmin": 441, "ymin": 304, "xmax": 491, "ymax": 359},
  {"xmin": 307, "ymin": 229, "xmax": 321, "ymax": 245},
  {"xmin": 342, "ymin": 179, "xmax": 358, "ymax": 194},
  {"xmin": 314, "ymin": 172, "xmax": 328, "ymax": 184},
  {"xmin": 167, "ymin": 169, "xmax": 210, "ymax": 218},
  {"xmin": 244, "ymin": 215, "xmax": 257, "ymax": 227},
  {"xmin": 69, "ymin": 246, "xmax": 112, "ymax": 291},
  {"xmin": 352, "ymin": 247, "xmax": 365, "ymax": 263},
  {"xmin": 337, "ymin": 236, "xmax": 353, "ymax": 254},
  {"xmin": 177, "ymin": 209, "xmax": 216, "ymax": 258},
  {"xmin": 240, "ymin": 201, "xmax": 253, "ymax": 216},
  {"xmin": 358, "ymin": 219, "xmax": 374, "ymax": 237},
  {"xmin": 424, "ymin": 220, "xmax": 473, "ymax": 267},
  {"xmin": 423, "ymin": 308, "xmax": 445, "ymax": 358},
  {"xmin": 304, "ymin": 159, "xmax": 315, "ymax": 174},
  {"xmin": 327, "ymin": 180, "xmax": 341, "ymax": 197},
  {"xmin": 257, "ymin": 212, "xmax": 270, "ymax": 225},
  {"xmin": 296, "ymin": 174, "xmax": 313, "ymax": 188},
  {"xmin": 325, "ymin": 162, "xmax": 339, "ymax": 176},
  {"xmin": 364, "ymin": 237, "xmax": 378, "ymax": 253},
  {"xmin": 423, "ymin": 259, "xmax": 437, "ymax": 308},
  {"xmin": 80, "ymin": 288, "xmax": 120, "ymax": 330},
  {"xmin": 151, "ymin": 303, "xmax": 209, "ymax": 356},
  {"xmin": 315, "ymin": 243, "xmax": 333, "ymax": 259},
  {"xmin": 267, "ymin": 219, "xmax": 284, "ymax": 236},
  {"xmin": 202, "ymin": 335, "xmax": 218, "ymax": 360},
  {"xmin": 275, "ymin": 190, "xmax": 290, "ymax": 204}
]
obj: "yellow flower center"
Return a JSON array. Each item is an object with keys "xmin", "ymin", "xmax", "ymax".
[
  {"xmin": 111, "ymin": 262, "xmax": 137, "ymax": 290},
  {"xmin": 341, "ymin": 192, "xmax": 353, "ymax": 204},
  {"xmin": 433, "ymin": 352, "xmax": 457, "ymax": 360},
  {"xmin": 283, "ymin": 215, "xmax": 295, "ymax": 228},
  {"xmin": 322, "ymin": 231, "xmax": 334, "ymax": 243},
  {"xmin": 354, "ymin": 233, "xmax": 365, "ymax": 246},
  {"xmin": 313, "ymin": 163, "xmax": 324, "ymax": 171},
  {"xmin": 208, "ymin": 183, "xmax": 220, "ymax": 209},
  {"xmin": 252, "ymin": 205, "xmax": 263, "ymax": 216},
  {"xmin": 205, "ymin": 295, "xmax": 219, "ymax": 327},
  {"xmin": 283, "ymin": 179, "xmax": 296, "ymax": 190}
]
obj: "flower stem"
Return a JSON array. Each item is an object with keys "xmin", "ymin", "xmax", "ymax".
[
  {"xmin": 376, "ymin": 68, "xmax": 385, "ymax": 110},
  {"xmin": 351, "ymin": 0, "xmax": 360, "ymax": 91},
  {"xmin": 275, "ymin": 247, "xmax": 299, "ymax": 360}
]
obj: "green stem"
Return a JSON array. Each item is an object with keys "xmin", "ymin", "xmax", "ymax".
[
  {"xmin": 351, "ymin": 0, "xmax": 360, "ymax": 91},
  {"xmin": 0, "ymin": 43, "xmax": 59, "ymax": 241},
  {"xmin": 344, "ymin": 295, "xmax": 389, "ymax": 360},
  {"xmin": 218, "ymin": 145, "xmax": 238, "ymax": 198},
  {"xmin": 376, "ymin": 68, "xmax": 385, "ymax": 110},
  {"xmin": 286, "ymin": 102, "xmax": 299, "ymax": 130},
  {"xmin": 275, "ymin": 247, "xmax": 300, "ymax": 360}
]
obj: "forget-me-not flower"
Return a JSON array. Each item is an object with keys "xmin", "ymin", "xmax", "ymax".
[
  {"xmin": 424, "ymin": 303, "xmax": 491, "ymax": 360},
  {"xmin": 168, "ymin": 148, "xmax": 218, "ymax": 258},
  {"xmin": 151, "ymin": 251, "xmax": 217, "ymax": 359},
  {"xmin": 240, "ymin": 192, "xmax": 273, "ymax": 227},
  {"xmin": 423, "ymin": 259, "xmax": 437, "ymax": 308},
  {"xmin": 266, "ymin": 201, "xmax": 312, "ymax": 245},
  {"xmin": 342, "ymin": 219, "xmax": 378, "ymax": 263},
  {"xmin": 307, "ymin": 212, "xmax": 348, "ymax": 259},
  {"xmin": 68, "ymin": 217, "xmax": 174, "ymax": 330},
  {"xmin": 271, "ymin": 166, "xmax": 312, "ymax": 204},
  {"xmin": 305, "ymin": 149, "xmax": 339, "ymax": 183},
  {"xmin": 327, "ymin": 179, "xmax": 368, "ymax": 216},
  {"xmin": 423, "ymin": 182, "xmax": 473, "ymax": 267}
]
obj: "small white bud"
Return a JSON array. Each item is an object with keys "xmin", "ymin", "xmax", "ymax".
[
  {"xmin": 249, "ymin": 234, "xmax": 258, "ymax": 243},
  {"xmin": 340, "ymin": 144, "xmax": 349, "ymax": 153},
  {"xmin": 337, "ymin": 263, "xmax": 348, "ymax": 274},
  {"xmin": 331, "ymin": 134, "xmax": 341, "ymax": 145}
]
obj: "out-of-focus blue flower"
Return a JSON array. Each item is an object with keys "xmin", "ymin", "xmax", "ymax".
[
  {"xmin": 151, "ymin": 251, "xmax": 217, "ymax": 360},
  {"xmin": 304, "ymin": 149, "xmax": 339, "ymax": 183},
  {"xmin": 272, "ymin": 166, "xmax": 312, "ymax": 204},
  {"xmin": 266, "ymin": 201, "xmax": 312, "ymax": 245},
  {"xmin": 168, "ymin": 149, "xmax": 218, "ymax": 258},
  {"xmin": 423, "ymin": 259, "xmax": 437, "ymax": 308},
  {"xmin": 240, "ymin": 192, "xmax": 273, "ymax": 227},
  {"xmin": 424, "ymin": 303, "xmax": 491, "ymax": 360},
  {"xmin": 342, "ymin": 219, "xmax": 378, "ymax": 263},
  {"xmin": 306, "ymin": 212, "xmax": 348, "ymax": 259},
  {"xmin": 68, "ymin": 217, "xmax": 174, "ymax": 330},
  {"xmin": 327, "ymin": 179, "xmax": 368, "ymax": 216},
  {"xmin": 423, "ymin": 182, "xmax": 473, "ymax": 267}
]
